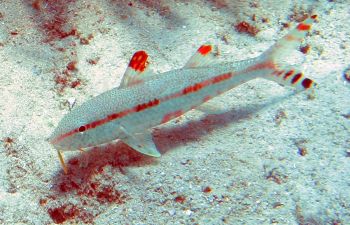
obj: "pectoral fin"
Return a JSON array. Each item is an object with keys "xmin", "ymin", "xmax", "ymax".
[{"xmin": 119, "ymin": 126, "xmax": 161, "ymax": 157}]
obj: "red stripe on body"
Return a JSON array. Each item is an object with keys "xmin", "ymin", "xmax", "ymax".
[
  {"xmin": 53, "ymin": 128, "xmax": 80, "ymax": 144},
  {"xmin": 135, "ymin": 98, "xmax": 160, "ymax": 112},
  {"xmin": 52, "ymin": 72, "xmax": 235, "ymax": 144}
]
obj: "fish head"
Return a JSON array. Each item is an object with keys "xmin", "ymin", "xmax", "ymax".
[
  {"xmin": 50, "ymin": 116, "xmax": 85, "ymax": 152},
  {"xmin": 49, "ymin": 106, "xmax": 107, "ymax": 151}
]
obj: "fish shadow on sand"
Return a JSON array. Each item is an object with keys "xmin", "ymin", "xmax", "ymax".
[
  {"xmin": 50, "ymin": 92, "xmax": 292, "ymax": 195},
  {"xmin": 154, "ymin": 92, "xmax": 295, "ymax": 153}
]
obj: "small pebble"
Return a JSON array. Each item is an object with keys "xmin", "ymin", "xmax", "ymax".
[
  {"xmin": 256, "ymin": 28, "xmax": 276, "ymax": 41},
  {"xmin": 183, "ymin": 209, "xmax": 192, "ymax": 216},
  {"xmin": 346, "ymin": 149, "xmax": 350, "ymax": 157},
  {"xmin": 298, "ymin": 147, "xmax": 307, "ymax": 156},
  {"xmin": 168, "ymin": 209, "xmax": 176, "ymax": 216},
  {"xmin": 67, "ymin": 97, "xmax": 76, "ymax": 110},
  {"xmin": 343, "ymin": 66, "xmax": 350, "ymax": 83},
  {"xmin": 203, "ymin": 186, "xmax": 212, "ymax": 193}
]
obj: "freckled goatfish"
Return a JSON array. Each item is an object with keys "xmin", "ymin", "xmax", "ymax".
[{"xmin": 50, "ymin": 15, "xmax": 318, "ymax": 174}]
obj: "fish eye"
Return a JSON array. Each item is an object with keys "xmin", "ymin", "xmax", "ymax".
[{"xmin": 78, "ymin": 125, "xmax": 86, "ymax": 133}]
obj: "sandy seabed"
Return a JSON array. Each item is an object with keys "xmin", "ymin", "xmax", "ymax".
[{"xmin": 0, "ymin": 0, "xmax": 349, "ymax": 224}]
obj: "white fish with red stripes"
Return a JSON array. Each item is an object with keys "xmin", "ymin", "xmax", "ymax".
[{"xmin": 50, "ymin": 15, "xmax": 318, "ymax": 174}]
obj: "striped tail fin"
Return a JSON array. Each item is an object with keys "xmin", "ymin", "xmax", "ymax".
[{"xmin": 262, "ymin": 15, "xmax": 318, "ymax": 91}]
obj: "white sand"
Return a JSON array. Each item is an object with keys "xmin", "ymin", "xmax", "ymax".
[{"xmin": 0, "ymin": 0, "xmax": 349, "ymax": 224}]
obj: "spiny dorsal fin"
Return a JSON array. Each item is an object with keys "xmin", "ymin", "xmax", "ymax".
[
  {"xmin": 119, "ymin": 50, "xmax": 155, "ymax": 88},
  {"xmin": 184, "ymin": 43, "xmax": 219, "ymax": 68}
]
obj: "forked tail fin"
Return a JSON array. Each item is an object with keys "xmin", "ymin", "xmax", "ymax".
[{"xmin": 261, "ymin": 15, "xmax": 318, "ymax": 91}]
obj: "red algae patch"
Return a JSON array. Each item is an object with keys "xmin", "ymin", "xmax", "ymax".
[
  {"xmin": 234, "ymin": 21, "xmax": 260, "ymax": 36},
  {"xmin": 203, "ymin": 186, "xmax": 212, "ymax": 193},
  {"xmin": 42, "ymin": 143, "xmax": 155, "ymax": 224},
  {"xmin": 96, "ymin": 187, "xmax": 124, "ymax": 203},
  {"xmin": 174, "ymin": 195, "xmax": 186, "ymax": 204},
  {"xmin": 300, "ymin": 44, "xmax": 311, "ymax": 54},
  {"xmin": 29, "ymin": 0, "xmax": 89, "ymax": 94},
  {"xmin": 48, "ymin": 204, "xmax": 81, "ymax": 224},
  {"xmin": 46, "ymin": 174, "xmax": 126, "ymax": 223},
  {"xmin": 31, "ymin": 0, "xmax": 78, "ymax": 43}
]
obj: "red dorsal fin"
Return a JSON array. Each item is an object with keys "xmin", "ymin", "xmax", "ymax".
[
  {"xmin": 184, "ymin": 43, "xmax": 219, "ymax": 68},
  {"xmin": 119, "ymin": 50, "xmax": 155, "ymax": 88}
]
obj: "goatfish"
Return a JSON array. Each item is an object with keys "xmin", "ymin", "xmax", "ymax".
[{"xmin": 50, "ymin": 15, "xmax": 318, "ymax": 174}]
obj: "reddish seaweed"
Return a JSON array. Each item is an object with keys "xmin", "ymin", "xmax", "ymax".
[
  {"xmin": 43, "ymin": 143, "xmax": 155, "ymax": 223},
  {"xmin": 234, "ymin": 21, "xmax": 260, "ymax": 36}
]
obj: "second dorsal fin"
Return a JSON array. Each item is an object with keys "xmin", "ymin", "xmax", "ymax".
[
  {"xmin": 119, "ymin": 51, "xmax": 155, "ymax": 88},
  {"xmin": 184, "ymin": 43, "xmax": 219, "ymax": 68}
]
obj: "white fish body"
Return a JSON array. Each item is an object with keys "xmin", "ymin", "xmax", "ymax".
[{"xmin": 50, "ymin": 16, "xmax": 318, "ymax": 173}]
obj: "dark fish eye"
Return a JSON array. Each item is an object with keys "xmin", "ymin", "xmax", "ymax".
[{"xmin": 78, "ymin": 125, "xmax": 86, "ymax": 133}]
